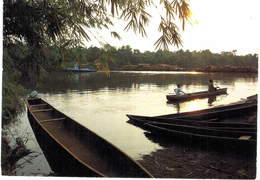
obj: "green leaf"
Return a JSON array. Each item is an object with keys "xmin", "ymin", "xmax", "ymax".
[{"xmin": 110, "ymin": 31, "xmax": 122, "ymax": 40}]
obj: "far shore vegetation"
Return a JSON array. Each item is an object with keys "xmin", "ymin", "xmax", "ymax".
[{"xmin": 55, "ymin": 45, "xmax": 258, "ymax": 72}]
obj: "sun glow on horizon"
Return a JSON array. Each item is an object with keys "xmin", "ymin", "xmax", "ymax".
[{"xmin": 86, "ymin": 0, "xmax": 259, "ymax": 56}]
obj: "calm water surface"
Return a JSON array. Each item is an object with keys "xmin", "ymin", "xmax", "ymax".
[{"xmin": 11, "ymin": 71, "xmax": 258, "ymax": 175}]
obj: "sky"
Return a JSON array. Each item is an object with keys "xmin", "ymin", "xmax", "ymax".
[{"xmin": 87, "ymin": 0, "xmax": 260, "ymax": 55}]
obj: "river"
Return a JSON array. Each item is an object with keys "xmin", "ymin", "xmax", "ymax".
[{"xmin": 5, "ymin": 71, "xmax": 258, "ymax": 176}]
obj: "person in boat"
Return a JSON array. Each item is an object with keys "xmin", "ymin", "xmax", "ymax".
[
  {"xmin": 174, "ymin": 84, "xmax": 186, "ymax": 96},
  {"xmin": 208, "ymin": 79, "xmax": 217, "ymax": 92}
]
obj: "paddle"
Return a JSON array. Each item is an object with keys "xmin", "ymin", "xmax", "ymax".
[
  {"xmin": 214, "ymin": 84, "xmax": 221, "ymax": 89},
  {"xmin": 182, "ymin": 91, "xmax": 187, "ymax": 95},
  {"xmin": 168, "ymin": 91, "xmax": 188, "ymax": 95}
]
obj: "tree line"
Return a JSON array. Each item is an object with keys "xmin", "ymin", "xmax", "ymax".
[{"xmin": 46, "ymin": 45, "xmax": 258, "ymax": 71}]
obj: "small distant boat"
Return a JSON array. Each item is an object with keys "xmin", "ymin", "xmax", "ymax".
[
  {"xmin": 166, "ymin": 88, "xmax": 228, "ymax": 101},
  {"xmin": 67, "ymin": 67, "xmax": 97, "ymax": 72},
  {"xmin": 27, "ymin": 94, "xmax": 154, "ymax": 177}
]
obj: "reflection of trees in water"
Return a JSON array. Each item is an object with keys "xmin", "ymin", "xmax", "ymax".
[
  {"xmin": 2, "ymin": 117, "xmax": 42, "ymax": 175},
  {"xmin": 2, "ymin": 111, "xmax": 52, "ymax": 176},
  {"xmin": 24, "ymin": 72, "xmax": 258, "ymax": 94}
]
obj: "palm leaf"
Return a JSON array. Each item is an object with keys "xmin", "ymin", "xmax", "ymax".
[{"xmin": 110, "ymin": 31, "xmax": 122, "ymax": 40}]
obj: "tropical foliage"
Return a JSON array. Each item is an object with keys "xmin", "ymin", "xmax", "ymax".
[
  {"xmin": 4, "ymin": 0, "xmax": 193, "ymax": 79},
  {"xmin": 58, "ymin": 45, "xmax": 258, "ymax": 71},
  {"xmin": 3, "ymin": 0, "xmax": 194, "ymax": 121}
]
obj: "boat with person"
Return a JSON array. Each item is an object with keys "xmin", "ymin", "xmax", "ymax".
[
  {"xmin": 166, "ymin": 88, "xmax": 228, "ymax": 101},
  {"xmin": 27, "ymin": 92, "xmax": 154, "ymax": 177}
]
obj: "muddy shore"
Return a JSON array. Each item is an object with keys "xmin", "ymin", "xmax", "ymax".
[
  {"xmin": 137, "ymin": 136, "xmax": 256, "ymax": 178},
  {"xmin": 137, "ymin": 112, "xmax": 257, "ymax": 179}
]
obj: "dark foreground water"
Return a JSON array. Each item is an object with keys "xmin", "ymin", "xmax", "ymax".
[{"xmin": 4, "ymin": 71, "xmax": 258, "ymax": 176}]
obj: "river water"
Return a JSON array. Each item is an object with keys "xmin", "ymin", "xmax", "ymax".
[{"xmin": 6, "ymin": 71, "xmax": 258, "ymax": 175}]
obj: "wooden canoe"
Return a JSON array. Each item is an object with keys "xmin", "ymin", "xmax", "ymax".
[
  {"xmin": 27, "ymin": 97, "xmax": 154, "ymax": 178},
  {"xmin": 157, "ymin": 100, "xmax": 257, "ymax": 120},
  {"xmin": 144, "ymin": 121, "xmax": 256, "ymax": 136},
  {"xmin": 144, "ymin": 122, "xmax": 256, "ymax": 148},
  {"xmin": 126, "ymin": 114, "xmax": 257, "ymax": 132},
  {"xmin": 166, "ymin": 88, "xmax": 227, "ymax": 101}
]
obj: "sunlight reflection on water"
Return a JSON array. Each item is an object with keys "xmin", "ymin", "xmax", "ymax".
[{"xmin": 37, "ymin": 71, "xmax": 257, "ymax": 160}]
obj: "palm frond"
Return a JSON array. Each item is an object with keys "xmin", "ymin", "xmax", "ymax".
[
  {"xmin": 154, "ymin": 18, "xmax": 183, "ymax": 50},
  {"xmin": 110, "ymin": 31, "xmax": 122, "ymax": 40}
]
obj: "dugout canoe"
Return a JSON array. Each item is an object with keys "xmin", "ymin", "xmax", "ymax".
[
  {"xmin": 126, "ymin": 114, "xmax": 257, "ymax": 132},
  {"xmin": 27, "ymin": 97, "xmax": 154, "ymax": 178},
  {"xmin": 166, "ymin": 88, "xmax": 227, "ymax": 101},
  {"xmin": 144, "ymin": 121, "xmax": 256, "ymax": 139},
  {"xmin": 144, "ymin": 122, "xmax": 256, "ymax": 148},
  {"xmin": 157, "ymin": 100, "xmax": 257, "ymax": 120}
]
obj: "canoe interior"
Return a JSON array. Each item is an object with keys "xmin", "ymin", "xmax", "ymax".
[{"xmin": 27, "ymin": 98, "xmax": 153, "ymax": 178}]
